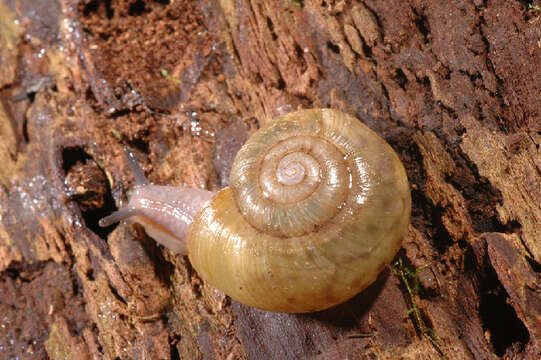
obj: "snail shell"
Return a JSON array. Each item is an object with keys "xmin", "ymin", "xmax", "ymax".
[
  {"xmin": 99, "ymin": 109, "xmax": 410, "ymax": 313},
  {"xmin": 187, "ymin": 109, "xmax": 410, "ymax": 313}
]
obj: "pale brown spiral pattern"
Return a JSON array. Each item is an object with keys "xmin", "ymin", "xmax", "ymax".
[{"xmin": 188, "ymin": 109, "xmax": 411, "ymax": 313}]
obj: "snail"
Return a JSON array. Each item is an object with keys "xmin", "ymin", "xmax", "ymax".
[{"xmin": 99, "ymin": 108, "xmax": 411, "ymax": 313}]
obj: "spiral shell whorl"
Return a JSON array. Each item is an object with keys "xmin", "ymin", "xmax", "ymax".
[
  {"xmin": 230, "ymin": 121, "xmax": 350, "ymax": 237},
  {"xmin": 188, "ymin": 109, "xmax": 411, "ymax": 313},
  {"xmin": 230, "ymin": 109, "xmax": 392, "ymax": 241}
]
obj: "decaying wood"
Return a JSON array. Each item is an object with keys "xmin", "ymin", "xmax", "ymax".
[{"xmin": 0, "ymin": 0, "xmax": 539, "ymax": 359}]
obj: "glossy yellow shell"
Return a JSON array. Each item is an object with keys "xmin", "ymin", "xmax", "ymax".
[{"xmin": 187, "ymin": 109, "xmax": 410, "ymax": 313}]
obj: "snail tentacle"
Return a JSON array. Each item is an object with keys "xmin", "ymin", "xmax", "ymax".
[
  {"xmin": 124, "ymin": 146, "xmax": 149, "ymax": 186},
  {"xmin": 99, "ymin": 147, "xmax": 147, "ymax": 227},
  {"xmin": 99, "ymin": 207, "xmax": 138, "ymax": 227}
]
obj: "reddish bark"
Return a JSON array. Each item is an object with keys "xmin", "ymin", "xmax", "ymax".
[{"xmin": 0, "ymin": 0, "xmax": 539, "ymax": 359}]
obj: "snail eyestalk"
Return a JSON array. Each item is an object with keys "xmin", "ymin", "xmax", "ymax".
[{"xmin": 124, "ymin": 146, "xmax": 148, "ymax": 186}]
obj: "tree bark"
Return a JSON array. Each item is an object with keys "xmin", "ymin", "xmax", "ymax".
[{"xmin": 0, "ymin": 0, "xmax": 539, "ymax": 359}]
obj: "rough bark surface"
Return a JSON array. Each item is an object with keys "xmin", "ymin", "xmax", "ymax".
[{"xmin": 0, "ymin": 0, "xmax": 540, "ymax": 359}]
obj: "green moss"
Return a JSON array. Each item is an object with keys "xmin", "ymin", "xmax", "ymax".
[
  {"xmin": 110, "ymin": 128, "xmax": 121, "ymax": 140},
  {"xmin": 160, "ymin": 68, "xmax": 181, "ymax": 84},
  {"xmin": 393, "ymin": 258, "xmax": 446, "ymax": 358},
  {"xmin": 289, "ymin": 0, "xmax": 302, "ymax": 7}
]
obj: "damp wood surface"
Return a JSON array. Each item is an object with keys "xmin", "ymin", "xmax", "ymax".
[{"xmin": 0, "ymin": 0, "xmax": 540, "ymax": 359}]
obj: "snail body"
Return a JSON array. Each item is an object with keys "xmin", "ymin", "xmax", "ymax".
[{"xmin": 100, "ymin": 109, "xmax": 411, "ymax": 313}]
